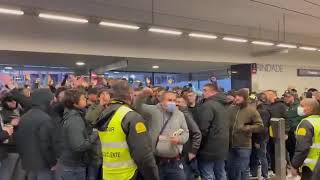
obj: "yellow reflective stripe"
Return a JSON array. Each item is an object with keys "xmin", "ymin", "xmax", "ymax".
[
  {"xmin": 101, "ymin": 142, "xmax": 128, "ymax": 148},
  {"xmin": 304, "ymin": 158, "xmax": 318, "ymax": 165},
  {"xmin": 103, "ymin": 160, "xmax": 136, "ymax": 168}
]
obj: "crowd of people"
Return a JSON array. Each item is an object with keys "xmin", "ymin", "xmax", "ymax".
[{"xmin": 1, "ymin": 74, "xmax": 320, "ymax": 180}]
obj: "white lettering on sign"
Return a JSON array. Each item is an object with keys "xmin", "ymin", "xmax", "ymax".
[{"xmin": 257, "ymin": 64, "xmax": 284, "ymax": 72}]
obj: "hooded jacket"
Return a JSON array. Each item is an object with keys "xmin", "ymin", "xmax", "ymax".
[
  {"xmin": 195, "ymin": 93, "xmax": 230, "ymax": 161},
  {"xmin": 96, "ymin": 101, "xmax": 159, "ymax": 180},
  {"xmin": 15, "ymin": 89, "xmax": 57, "ymax": 171}
]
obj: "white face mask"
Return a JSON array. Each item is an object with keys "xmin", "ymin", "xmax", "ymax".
[{"xmin": 297, "ymin": 106, "xmax": 306, "ymax": 116}]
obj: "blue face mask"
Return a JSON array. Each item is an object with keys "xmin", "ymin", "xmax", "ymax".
[{"xmin": 165, "ymin": 102, "xmax": 176, "ymax": 112}]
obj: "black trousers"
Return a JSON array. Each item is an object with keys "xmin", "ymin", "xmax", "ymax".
[
  {"xmin": 286, "ymin": 131, "xmax": 296, "ymax": 162},
  {"xmin": 301, "ymin": 167, "xmax": 313, "ymax": 180}
]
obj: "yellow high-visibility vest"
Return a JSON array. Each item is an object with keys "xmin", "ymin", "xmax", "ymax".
[
  {"xmin": 98, "ymin": 105, "xmax": 137, "ymax": 180},
  {"xmin": 296, "ymin": 115, "xmax": 320, "ymax": 171}
]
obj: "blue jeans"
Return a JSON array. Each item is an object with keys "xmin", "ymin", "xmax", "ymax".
[
  {"xmin": 198, "ymin": 159, "xmax": 227, "ymax": 180},
  {"xmin": 27, "ymin": 170, "xmax": 55, "ymax": 180},
  {"xmin": 228, "ymin": 148, "xmax": 252, "ymax": 180},
  {"xmin": 87, "ymin": 165, "xmax": 100, "ymax": 180},
  {"xmin": 0, "ymin": 153, "xmax": 26, "ymax": 180},
  {"xmin": 250, "ymin": 142, "xmax": 268, "ymax": 178},
  {"xmin": 182, "ymin": 158, "xmax": 200, "ymax": 180},
  {"xmin": 60, "ymin": 165, "xmax": 86, "ymax": 180},
  {"xmin": 159, "ymin": 159, "xmax": 186, "ymax": 180}
]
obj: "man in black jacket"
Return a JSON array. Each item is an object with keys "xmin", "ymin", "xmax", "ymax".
[
  {"xmin": 264, "ymin": 90, "xmax": 288, "ymax": 174},
  {"xmin": 15, "ymin": 89, "xmax": 58, "ymax": 180},
  {"xmin": 176, "ymin": 96, "xmax": 202, "ymax": 180},
  {"xmin": 195, "ymin": 83, "xmax": 229, "ymax": 180}
]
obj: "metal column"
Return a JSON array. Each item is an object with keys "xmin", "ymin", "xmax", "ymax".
[{"xmin": 270, "ymin": 118, "xmax": 287, "ymax": 180}]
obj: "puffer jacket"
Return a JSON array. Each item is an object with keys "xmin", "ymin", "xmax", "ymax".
[
  {"xmin": 195, "ymin": 93, "xmax": 230, "ymax": 161},
  {"xmin": 60, "ymin": 108, "xmax": 98, "ymax": 167}
]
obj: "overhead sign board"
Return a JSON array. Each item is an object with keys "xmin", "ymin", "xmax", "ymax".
[{"xmin": 297, "ymin": 69, "xmax": 320, "ymax": 77}]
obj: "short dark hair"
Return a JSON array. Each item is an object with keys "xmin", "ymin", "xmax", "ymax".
[
  {"xmin": 204, "ymin": 83, "xmax": 218, "ymax": 92},
  {"xmin": 63, "ymin": 89, "xmax": 85, "ymax": 109},
  {"xmin": 97, "ymin": 88, "xmax": 110, "ymax": 97},
  {"xmin": 110, "ymin": 80, "xmax": 132, "ymax": 101}
]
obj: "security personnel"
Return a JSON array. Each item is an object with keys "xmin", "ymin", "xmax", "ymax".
[
  {"xmin": 291, "ymin": 98, "xmax": 320, "ymax": 180},
  {"xmin": 95, "ymin": 80, "xmax": 159, "ymax": 180}
]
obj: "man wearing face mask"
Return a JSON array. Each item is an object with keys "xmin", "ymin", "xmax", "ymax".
[
  {"xmin": 95, "ymin": 81, "xmax": 159, "ymax": 180},
  {"xmin": 283, "ymin": 91, "xmax": 304, "ymax": 162},
  {"xmin": 134, "ymin": 89, "xmax": 189, "ymax": 180},
  {"xmin": 291, "ymin": 98, "xmax": 320, "ymax": 180}
]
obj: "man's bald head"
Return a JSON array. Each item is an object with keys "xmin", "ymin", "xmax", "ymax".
[{"xmin": 301, "ymin": 98, "xmax": 320, "ymax": 116}]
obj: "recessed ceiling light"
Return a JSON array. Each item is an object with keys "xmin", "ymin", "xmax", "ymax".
[
  {"xmin": 152, "ymin": 65, "xmax": 159, "ymax": 69},
  {"xmin": 189, "ymin": 33, "xmax": 218, "ymax": 39},
  {"xmin": 276, "ymin": 43, "xmax": 297, "ymax": 49},
  {"xmin": 76, "ymin": 62, "xmax": 85, "ymax": 66},
  {"xmin": 222, "ymin": 37, "xmax": 248, "ymax": 43},
  {"xmin": 251, "ymin": 41, "xmax": 274, "ymax": 46},
  {"xmin": 299, "ymin": 46, "xmax": 317, "ymax": 51},
  {"xmin": 38, "ymin": 13, "xmax": 88, "ymax": 23},
  {"xmin": 99, "ymin": 21, "xmax": 140, "ymax": 30},
  {"xmin": 0, "ymin": 8, "xmax": 24, "ymax": 15},
  {"xmin": 148, "ymin": 28, "xmax": 182, "ymax": 35}
]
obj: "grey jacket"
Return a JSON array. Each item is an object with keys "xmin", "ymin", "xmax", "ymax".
[{"xmin": 134, "ymin": 97, "xmax": 189, "ymax": 158}]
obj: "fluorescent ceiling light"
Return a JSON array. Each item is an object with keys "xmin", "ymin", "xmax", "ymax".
[
  {"xmin": 222, "ymin": 37, "xmax": 248, "ymax": 43},
  {"xmin": 152, "ymin": 65, "xmax": 159, "ymax": 69},
  {"xmin": 38, "ymin": 13, "xmax": 88, "ymax": 23},
  {"xmin": 4, "ymin": 66, "xmax": 13, "ymax": 70},
  {"xmin": 148, "ymin": 28, "xmax": 182, "ymax": 35},
  {"xmin": 189, "ymin": 33, "xmax": 217, "ymax": 39},
  {"xmin": 251, "ymin": 41, "xmax": 274, "ymax": 46},
  {"xmin": 99, "ymin": 21, "xmax": 140, "ymax": 30},
  {"xmin": 76, "ymin": 62, "xmax": 85, "ymax": 66},
  {"xmin": 276, "ymin": 43, "xmax": 297, "ymax": 49},
  {"xmin": 0, "ymin": 8, "xmax": 24, "ymax": 15},
  {"xmin": 299, "ymin": 46, "xmax": 317, "ymax": 51}
]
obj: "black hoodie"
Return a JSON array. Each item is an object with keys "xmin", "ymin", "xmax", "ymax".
[
  {"xmin": 195, "ymin": 93, "xmax": 230, "ymax": 161},
  {"xmin": 15, "ymin": 89, "xmax": 57, "ymax": 171}
]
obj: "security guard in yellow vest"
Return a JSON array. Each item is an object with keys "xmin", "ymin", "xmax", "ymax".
[
  {"xmin": 95, "ymin": 80, "xmax": 159, "ymax": 180},
  {"xmin": 291, "ymin": 98, "xmax": 320, "ymax": 180}
]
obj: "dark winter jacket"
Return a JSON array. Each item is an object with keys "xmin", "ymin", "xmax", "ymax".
[
  {"xmin": 15, "ymin": 89, "xmax": 57, "ymax": 171},
  {"xmin": 229, "ymin": 105, "xmax": 264, "ymax": 149},
  {"xmin": 252, "ymin": 103, "xmax": 271, "ymax": 144},
  {"xmin": 269, "ymin": 99, "xmax": 289, "ymax": 133},
  {"xmin": 60, "ymin": 108, "xmax": 98, "ymax": 167},
  {"xmin": 195, "ymin": 93, "xmax": 230, "ymax": 161},
  {"xmin": 96, "ymin": 101, "xmax": 160, "ymax": 180},
  {"xmin": 180, "ymin": 107, "xmax": 202, "ymax": 155},
  {"xmin": 85, "ymin": 103, "xmax": 104, "ymax": 167}
]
